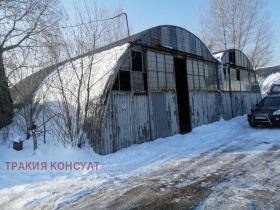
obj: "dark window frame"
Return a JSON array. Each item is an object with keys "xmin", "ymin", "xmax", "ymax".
[
  {"xmin": 236, "ymin": 69, "xmax": 240, "ymax": 81},
  {"xmin": 112, "ymin": 70, "xmax": 131, "ymax": 91},
  {"xmin": 229, "ymin": 51, "xmax": 236, "ymax": 64},
  {"xmin": 132, "ymin": 51, "xmax": 143, "ymax": 72}
]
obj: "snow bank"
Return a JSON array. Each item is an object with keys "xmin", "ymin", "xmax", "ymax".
[
  {"xmin": 1, "ymin": 115, "xmax": 279, "ymax": 189},
  {"xmin": 1, "ymin": 115, "xmax": 280, "ymax": 208}
]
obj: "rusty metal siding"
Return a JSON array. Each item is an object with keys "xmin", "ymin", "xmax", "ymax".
[
  {"xmin": 220, "ymin": 91, "xmax": 261, "ymax": 121},
  {"xmin": 208, "ymin": 92, "xmax": 221, "ymax": 123},
  {"xmin": 189, "ymin": 91, "xmax": 220, "ymax": 128},
  {"xmin": 240, "ymin": 92, "xmax": 261, "ymax": 114},
  {"xmin": 231, "ymin": 92, "xmax": 242, "ymax": 117},
  {"xmin": 149, "ymin": 91, "xmax": 179, "ymax": 139},
  {"xmin": 101, "ymin": 95, "xmax": 114, "ymax": 154},
  {"xmin": 150, "ymin": 92, "xmax": 170, "ymax": 139},
  {"xmin": 112, "ymin": 93, "xmax": 133, "ymax": 151},
  {"xmin": 189, "ymin": 92, "xmax": 206, "ymax": 126},
  {"xmin": 99, "ymin": 91, "xmax": 261, "ymax": 155},
  {"xmin": 165, "ymin": 91, "xmax": 179, "ymax": 135},
  {"xmin": 221, "ymin": 92, "xmax": 232, "ymax": 120},
  {"xmin": 133, "ymin": 95, "xmax": 151, "ymax": 144}
]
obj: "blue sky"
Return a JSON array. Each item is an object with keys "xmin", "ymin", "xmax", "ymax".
[{"xmin": 61, "ymin": 0, "xmax": 280, "ymax": 65}]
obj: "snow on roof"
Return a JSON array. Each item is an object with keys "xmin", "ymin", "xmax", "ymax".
[
  {"xmin": 259, "ymin": 72, "xmax": 280, "ymax": 95},
  {"xmin": 12, "ymin": 136, "xmax": 22, "ymax": 143},
  {"xmin": 35, "ymin": 43, "xmax": 129, "ymax": 106},
  {"xmin": 213, "ymin": 52, "xmax": 224, "ymax": 62}
]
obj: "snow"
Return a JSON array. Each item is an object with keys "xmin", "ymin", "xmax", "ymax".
[
  {"xmin": 1, "ymin": 115, "xmax": 280, "ymax": 208},
  {"xmin": 258, "ymin": 72, "xmax": 280, "ymax": 96},
  {"xmin": 213, "ymin": 52, "xmax": 224, "ymax": 61},
  {"xmin": 34, "ymin": 43, "xmax": 129, "ymax": 105},
  {"xmin": 12, "ymin": 136, "xmax": 22, "ymax": 143}
]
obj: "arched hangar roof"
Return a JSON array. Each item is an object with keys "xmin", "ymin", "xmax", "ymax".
[
  {"xmin": 11, "ymin": 25, "xmax": 217, "ymax": 107},
  {"xmin": 213, "ymin": 49, "xmax": 253, "ymax": 70}
]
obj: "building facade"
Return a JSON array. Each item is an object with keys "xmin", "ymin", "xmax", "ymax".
[
  {"xmin": 85, "ymin": 26, "xmax": 261, "ymax": 154},
  {"xmin": 11, "ymin": 25, "xmax": 261, "ymax": 155},
  {"xmin": 214, "ymin": 49, "xmax": 261, "ymax": 120}
]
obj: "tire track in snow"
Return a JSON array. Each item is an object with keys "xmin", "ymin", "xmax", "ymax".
[
  {"xmin": 63, "ymin": 153, "xmax": 247, "ymax": 210},
  {"xmin": 197, "ymin": 148, "xmax": 280, "ymax": 209}
]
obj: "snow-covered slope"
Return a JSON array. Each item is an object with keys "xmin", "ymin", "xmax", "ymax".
[
  {"xmin": 35, "ymin": 43, "xmax": 129, "ymax": 105},
  {"xmin": 1, "ymin": 115, "xmax": 280, "ymax": 209}
]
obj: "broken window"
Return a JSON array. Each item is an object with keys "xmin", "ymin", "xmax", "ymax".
[
  {"xmin": 120, "ymin": 71, "xmax": 131, "ymax": 91},
  {"xmin": 132, "ymin": 51, "xmax": 142, "ymax": 71},
  {"xmin": 131, "ymin": 51, "xmax": 147, "ymax": 92},
  {"xmin": 112, "ymin": 70, "xmax": 131, "ymax": 91},
  {"xmin": 147, "ymin": 51, "xmax": 175, "ymax": 91},
  {"xmin": 229, "ymin": 51, "xmax": 236, "ymax": 64},
  {"xmin": 236, "ymin": 69, "xmax": 240, "ymax": 81},
  {"xmin": 132, "ymin": 72, "xmax": 144, "ymax": 90},
  {"xmin": 112, "ymin": 74, "xmax": 120, "ymax": 90}
]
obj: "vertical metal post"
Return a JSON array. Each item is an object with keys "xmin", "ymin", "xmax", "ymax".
[
  {"xmin": 227, "ymin": 64, "xmax": 234, "ymax": 118},
  {"xmin": 110, "ymin": 13, "xmax": 130, "ymax": 42},
  {"xmin": 123, "ymin": 13, "xmax": 130, "ymax": 42}
]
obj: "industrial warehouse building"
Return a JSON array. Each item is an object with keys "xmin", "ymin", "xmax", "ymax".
[
  {"xmin": 214, "ymin": 49, "xmax": 261, "ymax": 120},
  {"xmin": 12, "ymin": 25, "xmax": 261, "ymax": 155}
]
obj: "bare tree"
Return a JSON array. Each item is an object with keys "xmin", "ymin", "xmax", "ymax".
[
  {"xmin": 103, "ymin": 6, "xmax": 131, "ymax": 44},
  {"xmin": 6, "ymin": 0, "xmax": 127, "ymax": 149},
  {"xmin": 38, "ymin": 1, "xmax": 128, "ymax": 148},
  {"xmin": 61, "ymin": 1, "xmax": 129, "ymax": 56},
  {"xmin": 0, "ymin": 0, "xmax": 62, "ymax": 129},
  {"xmin": 10, "ymin": 45, "xmax": 59, "ymax": 152},
  {"xmin": 200, "ymin": 0, "xmax": 274, "ymax": 69}
]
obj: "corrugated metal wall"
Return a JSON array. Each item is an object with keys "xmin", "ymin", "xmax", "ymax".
[
  {"xmin": 97, "ymin": 82, "xmax": 262, "ymax": 154},
  {"xmin": 189, "ymin": 91, "xmax": 261, "ymax": 129},
  {"xmin": 95, "ymin": 47, "xmax": 261, "ymax": 154},
  {"xmin": 150, "ymin": 91, "xmax": 179, "ymax": 139},
  {"xmin": 102, "ymin": 96, "xmax": 114, "ymax": 154},
  {"xmin": 100, "ymin": 91, "xmax": 179, "ymax": 154},
  {"xmin": 189, "ymin": 91, "xmax": 220, "ymax": 128},
  {"xmin": 241, "ymin": 92, "xmax": 261, "ymax": 114},
  {"xmin": 232, "ymin": 93, "xmax": 242, "ymax": 117},
  {"xmin": 150, "ymin": 92, "xmax": 170, "ymax": 139},
  {"xmin": 105, "ymin": 92, "xmax": 178, "ymax": 145},
  {"xmin": 220, "ymin": 92, "xmax": 262, "ymax": 121},
  {"xmin": 220, "ymin": 92, "xmax": 232, "ymax": 120},
  {"xmin": 166, "ymin": 91, "xmax": 180, "ymax": 135},
  {"xmin": 112, "ymin": 93, "xmax": 134, "ymax": 151},
  {"xmin": 133, "ymin": 94, "xmax": 151, "ymax": 144},
  {"xmin": 101, "ymin": 93, "xmax": 151, "ymax": 154},
  {"xmin": 99, "ymin": 90, "xmax": 261, "ymax": 154}
]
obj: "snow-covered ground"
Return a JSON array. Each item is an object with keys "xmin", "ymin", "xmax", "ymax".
[{"xmin": 1, "ymin": 116, "xmax": 280, "ymax": 209}]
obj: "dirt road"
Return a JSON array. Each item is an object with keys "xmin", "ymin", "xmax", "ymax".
[
  {"xmin": 64, "ymin": 147, "xmax": 280, "ymax": 209},
  {"xmin": 1, "ymin": 118, "xmax": 280, "ymax": 210}
]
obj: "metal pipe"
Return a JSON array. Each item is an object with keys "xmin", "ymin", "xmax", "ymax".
[
  {"xmin": 123, "ymin": 13, "xmax": 130, "ymax": 42},
  {"xmin": 112, "ymin": 13, "xmax": 130, "ymax": 42}
]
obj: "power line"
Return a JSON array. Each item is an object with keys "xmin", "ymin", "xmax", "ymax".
[
  {"xmin": 60, "ymin": 13, "xmax": 125, "ymax": 29},
  {"xmin": 59, "ymin": 12, "xmax": 130, "ymax": 42}
]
